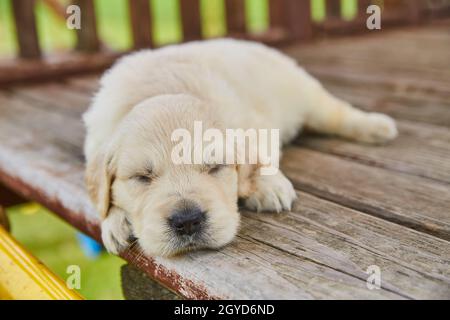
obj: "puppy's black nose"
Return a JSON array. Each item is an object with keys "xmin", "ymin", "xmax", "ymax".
[{"xmin": 169, "ymin": 206, "xmax": 206, "ymax": 236}]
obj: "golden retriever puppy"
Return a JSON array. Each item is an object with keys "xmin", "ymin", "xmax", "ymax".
[{"xmin": 83, "ymin": 39, "xmax": 397, "ymax": 257}]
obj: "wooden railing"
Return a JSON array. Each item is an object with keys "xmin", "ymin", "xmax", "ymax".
[
  {"xmin": 317, "ymin": 0, "xmax": 425, "ymax": 34},
  {"xmin": 3, "ymin": 0, "xmax": 450, "ymax": 85}
]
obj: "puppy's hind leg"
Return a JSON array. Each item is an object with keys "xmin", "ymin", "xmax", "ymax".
[{"xmin": 304, "ymin": 82, "xmax": 398, "ymax": 144}]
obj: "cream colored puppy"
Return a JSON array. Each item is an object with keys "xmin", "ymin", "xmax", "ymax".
[{"xmin": 84, "ymin": 39, "xmax": 397, "ymax": 257}]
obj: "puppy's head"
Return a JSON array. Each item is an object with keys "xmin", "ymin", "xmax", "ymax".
[{"xmin": 86, "ymin": 95, "xmax": 240, "ymax": 256}]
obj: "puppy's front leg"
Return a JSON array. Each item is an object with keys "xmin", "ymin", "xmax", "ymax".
[
  {"xmin": 238, "ymin": 164, "xmax": 296, "ymax": 213},
  {"xmin": 101, "ymin": 207, "xmax": 133, "ymax": 254}
]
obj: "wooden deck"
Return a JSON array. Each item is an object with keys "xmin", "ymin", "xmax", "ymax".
[{"xmin": 0, "ymin": 21, "xmax": 449, "ymax": 299}]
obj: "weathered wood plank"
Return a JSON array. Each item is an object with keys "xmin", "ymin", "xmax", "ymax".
[
  {"xmin": 299, "ymin": 120, "xmax": 450, "ymax": 184},
  {"xmin": 0, "ymin": 182, "xmax": 26, "ymax": 208},
  {"xmin": 283, "ymin": 26, "xmax": 450, "ymax": 127},
  {"xmin": 0, "ymin": 93, "xmax": 85, "ymax": 163},
  {"xmin": 0, "ymin": 89, "xmax": 449, "ymax": 298},
  {"xmin": 358, "ymin": 0, "xmax": 372, "ymax": 18},
  {"xmin": 121, "ymin": 264, "xmax": 180, "ymax": 300},
  {"xmin": 24, "ymin": 77, "xmax": 450, "ymax": 188},
  {"xmin": 286, "ymin": 57, "xmax": 450, "ymax": 101},
  {"xmin": 288, "ymin": 48, "xmax": 450, "ymax": 125},
  {"xmin": 283, "ymin": 0, "xmax": 313, "ymax": 40},
  {"xmin": 407, "ymin": 0, "xmax": 424, "ymax": 23},
  {"xmin": 302, "ymin": 60, "xmax": 450, "ymax": 96},
  {"xmin": 1, "ymin": 22, "xmax": 449, "ymax": 299},
  {"xmin": 281, "ymin": 148, "xmax": 450, "ymax": 241},
  {"xmin": 284, "ymin": 26, "xmax": 450, "ymax": 74},
  {"xmin": 11, "ymin": 0, "xmax": 41, "ymax": 59},
  {"xmin": 326, "ymin": 0, "xmax": 341, "ymax": 19},
  {"xmin": 65, "ymin": 75, "xmax": 101, "ymax": 92},
  {"xmin": 324, "ymin": 81, "xmax": 450, "ymax": 127},
  {"xmin": 11, "ymin": 83, "xmax": 91, "ymax": 117},
  {"xmin": 0, "ymin": 124, "xmax": 395, "ymax": 298},
  {"xmin": 242, "ymin": 192, "xmax": 450, "ymax": 299},
  {"xmin": 0, "ymin": 52, "xmax": 119, "ymax": 87},
  {"xmin": 74, "ymin": 0, "xmax": 100, "ymax": 52},
  {"xmin": 426, "ymin": 1, "xmax": 450, "ymax": 18},
  {"xmin": 225, "ymin": 0, "xmax": 246, "ymax": 35},
  {"xmin": 317, "ymin": 0, "xmax": 430, "ymax": 36},
  {"xmin": 179, "ymin": 0, "xmax": 202, "ymax": 42},
  {"xmin": 269, "ymin": 0, "xmax": 284, "ymax": 30},
  {"xmin": 383, "ymin": 0, "xmax": 424, "ymax": 24},
  {"xmin": 11, "ymin": 68, "xmax": 450, "ymax": 243},
  {"xmin": 128, "ymin": 0, "xmax": 153, "ymax": 49}
]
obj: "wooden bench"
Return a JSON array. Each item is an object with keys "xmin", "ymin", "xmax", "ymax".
[{"xmin": 0, "ymin": 0, "xmax": 449, "ymax": 299}]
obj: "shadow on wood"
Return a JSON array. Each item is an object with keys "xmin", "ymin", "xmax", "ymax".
[{"xmin": 121, "ymin": 264, "xmax": 180, "ymax": 300}]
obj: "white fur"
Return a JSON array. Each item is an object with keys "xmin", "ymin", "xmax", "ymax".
[{"xmin": 84, "ymin": 39, "xmax": 397, "ymax": 257}]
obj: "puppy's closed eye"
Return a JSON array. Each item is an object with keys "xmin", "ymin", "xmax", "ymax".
[
  {"xmin": 133, "ymin": 174, "xmax": 152, "ymax": 184},
  {"xmin": 131, "ymin": 168, "xmax": 154, "ymax": 184},
  {"xmin": 206, "ymin": 164, "xmax": 227, "ymax": 175}
]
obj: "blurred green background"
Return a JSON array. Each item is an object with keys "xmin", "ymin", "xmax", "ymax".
[
  {"xmin": 1, "ymin": 0, "xmax": 358, "ymax": 300},
  {"xmin": 7, "ymin": 204, "xmax": 125, "ymax": 300}
]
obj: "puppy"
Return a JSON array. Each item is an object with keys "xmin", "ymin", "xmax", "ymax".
[{"xmin": 83, "ymin": 39, "xmax": 397, "ymax": 257}]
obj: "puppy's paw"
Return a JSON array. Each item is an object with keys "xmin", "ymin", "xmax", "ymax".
[
  {"xmin": 358, "ymin": 113, "xmax": 398, "ymax": 144},
  {"xmin": 101, "ymin": 207, "xmax": 133, "ymax": 255},
  {"xmin": 243, "ymin": 171, "xmax": 297, "ymax": 213}
]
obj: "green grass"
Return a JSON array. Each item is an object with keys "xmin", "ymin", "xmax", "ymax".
[
  {"xmin": 0, "ymin": 0, "xmax": 359, "ymax": 56},
  {"xmin": 7, "ymin": 203, "xmax": 125, "ymax": 300},
  {"xmin": 0, "ymin": 0, "xmax": 17, "ymax": 56}
]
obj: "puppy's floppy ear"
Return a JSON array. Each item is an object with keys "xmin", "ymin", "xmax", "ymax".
[{"xmin": 85, "ymin": 145, "xmax": 115, "ymax": 219}]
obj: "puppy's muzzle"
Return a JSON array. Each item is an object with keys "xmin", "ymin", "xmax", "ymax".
[{"xmin": 168, "ymin": 204, "xmax": 206, "ymax": 236}]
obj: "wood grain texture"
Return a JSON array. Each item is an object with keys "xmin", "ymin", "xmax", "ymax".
[
  {"xmin": 0, "ymin": 52, "xmax": 120, "ymax": 87},
  {"xmin": 316, "ymin": 78, "xmax": 450, "ymax": 128},
  {"xmin": 121, "ymin": 264, "xmax": 180, "ymax": 300},
  {"xmin": 16, "ymin": 77, "xmax": 450, "ymax": 238},
  {"xmin": 225, "ymin": 0, "xmax": 246, "ymax": 35},
  {"xmin": 74, "ymin": 0, "xmax": 100, "ymax": 52},
  {"xmin": 11, "ymin": 82, "xmax": 91, "ymax": 118},
  {"xmin": 426, "ymin": 1, "xmax": 450, "ymax": 18},
  {"xmin": 0, "ymin": 182, "xmax": 26, "ymax": 208},
  {"xmin": 11, "ymin": 0, "xmax": 41, "ymax": 59},
  {"xmin": 269, "ymin": 0, "xmax": 284, "ymax": 29},
  {"xmin": 281, "ymin": 148, "xmax": 450, "ymax": 241},
  {"xmin": 0, "ymin": 86, "xmax": 449, "ymax": 298},
  {"xmin": 283, "ymin": 0, "xmax": 312, "ymax": 40},
  {"xmin": 283, "ymin": 26, "xmax": 450, "ymax": 127},
  {"xmin": 0, "ymin": 22, "xmax": 449, "ymax": 299},
  {"xmin": 383, "ymin": 0, "xmax": 424, "ymax": 24},
  {"xmin": 358, "ymin": 0, "xmax": 372, "ymax": 17},
  {"xmin": 180, "ymin": 0, "xmax": 202, "ymax": 42},
  {"xmin": 406, "ymin": 0, "xmax": 424, "ymax": 23},
  {"xmin": 128, "ymin": 0, "xmax": 153, "ymax": 49},
  {"xmin": 326, "ymin": 0, "xmax": 341, "ymax": 19},
  {"xmin": 298, "ymin": 120, "xmax": 450, "ymax": 184}
]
